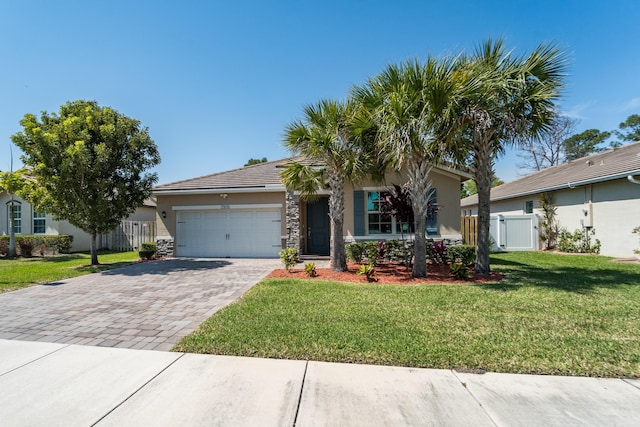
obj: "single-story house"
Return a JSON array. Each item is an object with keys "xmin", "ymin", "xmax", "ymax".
[
  {"xmin": 0, "ymin": 194, "xmax": 157, "ymax": 252},
  {"xmin": 153, "ymin": 158, "xmax": 472, "ymax": 258},
  {"xmin": 461, "ymin": 141, "xmax": 640, "ymax": 258}
]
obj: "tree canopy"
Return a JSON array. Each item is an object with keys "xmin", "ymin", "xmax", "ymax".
[
  {"xmin": 244, "ymin": 157, "xmax": 268, "ymax": 166},
  {"xmin": 563, "ymin": 129, "xmax": 611, "ymax": 161},
  {"xmin": 11, "ymin": 100, "xmax": 160, "ymax": 264},
  {"xmin": 615, "ymin": 114, "xmax": 640, "ymax": 143}
]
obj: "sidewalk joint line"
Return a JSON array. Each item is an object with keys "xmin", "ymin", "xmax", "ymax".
[
  {"xmin": 292, "ymin": 360, "xmax": 309, "ymax": 427},
  {"xmin": 91, "ymin": 352, "xmax": 186, "ymax": 426},
  {"xmin": 0, "ymin": 341, "xmax": 71, "ymax": 378},
  {"xmin": 451, "ymin": 369, "xmax": 499, "ymax": 427}
]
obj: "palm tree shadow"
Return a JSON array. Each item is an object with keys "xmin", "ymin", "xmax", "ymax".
[{"xmin": 481, "ymin": 256, "xmax": 640, "ymax": 294}]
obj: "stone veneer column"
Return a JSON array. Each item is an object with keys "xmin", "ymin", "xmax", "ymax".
[
  {"xmin": 155, "ymin": 237, "xmax": 174, "ymax": 257},
  {"xmin": 285, "ymin": 191, "xmax": 301, "ymax": 255}
]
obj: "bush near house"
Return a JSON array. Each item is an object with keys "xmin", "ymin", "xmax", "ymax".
[
  {"xmin": 557, "ymin": 229, "xmax": 601, "ymax": 254},
  {"xmin": 138, "ymin": 242, "xmax": 157, "ymax": 260},
  {"xmin": 0, "ymin": 235, "xmax": 73, "ymax": 257},
  {"xmin": 346, "ymin": 239, "xmax": 474, "ymax": 266}
]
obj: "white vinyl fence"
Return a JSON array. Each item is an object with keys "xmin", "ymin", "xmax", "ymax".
[
  {"xmin": 100, "ymin": 220, "xmax": 156, "ymax": 252},
  {"xmin": 489, "ymin": 214, "xmax": 539, "ymax": 252}
]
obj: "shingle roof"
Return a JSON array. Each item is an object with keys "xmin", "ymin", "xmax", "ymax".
[
  {"xmin": 153, "ymin": 157, "xmax": 310, "ymax": 192},
  {"xmin": 461, "ymin": 141, "xmax": 640, "ymax": 207}
]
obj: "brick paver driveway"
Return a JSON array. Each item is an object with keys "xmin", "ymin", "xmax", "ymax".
[{"xmin": 0, "ymin": 258, "xmax": 281, "ymax": 351}]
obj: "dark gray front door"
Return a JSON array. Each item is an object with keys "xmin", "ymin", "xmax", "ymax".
[{"xmin": 306, "ymin": 197, "xmax": 330, "ymax": 255}]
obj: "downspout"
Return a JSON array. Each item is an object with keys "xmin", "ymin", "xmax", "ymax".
[{"xmin": 628, "ymin": 175, "xmax": 640, "ymax": 185}]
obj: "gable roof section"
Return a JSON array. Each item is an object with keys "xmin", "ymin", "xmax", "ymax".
[
  {"xmin": 154, "ymin": 155, "xmax": 472, "ymax": 195},
  {"xmin": 461, "ymin": 141, "xmax": 640, "ymax": 207},
  {"xmin": 153, "ymin": 157, "xmax": 304, "ymax": 194}
]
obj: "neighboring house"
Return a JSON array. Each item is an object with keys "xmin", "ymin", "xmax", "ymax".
[
  {"xmin": 461, "ymin": 141, "xmax": 640, "ymax": 258},
  {"xmin": 153, "ymin": 157, "xmax": 472, "ymax": 258},
  {"xmin": 0, "ymin": 194, "xmax": 157, "ymax": 252}
]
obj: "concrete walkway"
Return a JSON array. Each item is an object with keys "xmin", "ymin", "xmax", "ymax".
[
  {"xmin": 1, "ymin": 339, "xmax": 639, "ymax": 427},
  {"xmin": 0, "ymin": 258, "xmax": 280, "ymax": 351}
]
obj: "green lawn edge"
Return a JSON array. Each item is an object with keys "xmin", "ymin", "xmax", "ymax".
[
  {"xmin": 174, "ymin": 252, "xmax": 640, "ymax": 378},
  {"xmin": 0, "ymin": 251, "xmax": 140, "ymax": 293}
]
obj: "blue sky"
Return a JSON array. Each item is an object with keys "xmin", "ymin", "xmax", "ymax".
[{"xmin": 1, "ymin": 1, "xmax": 638, "ymax": 184}]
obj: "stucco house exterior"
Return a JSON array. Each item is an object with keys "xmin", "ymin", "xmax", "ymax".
[
  {"xmin": 460, "ymin": 141, "xmax": 640, "ymax": 258},
  {"xmin": 153, "ymin": 158, "xmax": 472, "ymax": 258},
  {"xmin": 0, "ymin": 193, "xmax": 156, "ymax": 252}
]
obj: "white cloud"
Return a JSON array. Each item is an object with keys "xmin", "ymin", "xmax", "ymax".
[
  {"xmin": 560, "ymin": 102, "xmax": 591, "ymax": 120},
  {"xmin": 619, "ymin": 97, "xmax": 640, "ymax": 112}
]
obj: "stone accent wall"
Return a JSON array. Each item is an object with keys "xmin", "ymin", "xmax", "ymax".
[
  {"xmin": 285, "ymin": 191, "xmax": 301, "ymax": 254},
  {"xmin": 156, "ymin": 237, "xmax": 174, "ymax": 257}
]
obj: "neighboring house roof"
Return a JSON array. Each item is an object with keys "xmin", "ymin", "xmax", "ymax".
[
  {"xmin": 461, "ymin": 141, "xmax": 640, "ymax": 207},
  {"xmin": 154, "ymin": 156, "xmax": 472, "ymax": 195}
]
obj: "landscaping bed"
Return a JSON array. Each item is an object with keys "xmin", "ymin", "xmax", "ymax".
[{"xmin": 267, "ymin": 262, "xmax": 504, "ymax": 284}]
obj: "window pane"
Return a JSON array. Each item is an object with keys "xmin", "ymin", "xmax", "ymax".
[{"xmin": 33, "ymin": 211, "xmax": 46, "ymax": 234}]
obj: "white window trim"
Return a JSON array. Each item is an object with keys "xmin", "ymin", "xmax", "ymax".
[{"xmin": 32, "ymin": 208, "xmax": 46, "ymax": 234}]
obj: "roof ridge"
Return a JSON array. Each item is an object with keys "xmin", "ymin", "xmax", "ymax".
[{"xmin": 155, "ymin": 156, "xmax": 298, "ymax": 188}]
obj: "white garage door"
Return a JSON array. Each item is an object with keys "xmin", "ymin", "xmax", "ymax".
[{"xmin": 176, "ymin": 209, "xmax": 282, "ymax": 257}]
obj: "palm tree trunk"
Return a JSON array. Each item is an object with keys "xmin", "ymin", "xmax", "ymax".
[
  {"xmin": 90, "ymin": 233, "xmax": 99, "ymax": 265},
  {"xmin": 327, "ymin": 168, "xmax": 347, "ymax": 272},
  {"xmin": 407, "ymin": 158, "xmax": 432, "ymax": 278},
  {"xmin": 474, "ymin": 140, "xmax": 494, "ymax": 275}
]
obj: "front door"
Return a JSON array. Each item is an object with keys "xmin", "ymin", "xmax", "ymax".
[{"xmin": 306, "ymin": 198, "xmax": 330, "ymax": 255}]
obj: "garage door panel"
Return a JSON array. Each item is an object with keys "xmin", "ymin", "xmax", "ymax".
[{"xmin": 176, "ymin": 209, "xmax": 281, "ymax": 258}]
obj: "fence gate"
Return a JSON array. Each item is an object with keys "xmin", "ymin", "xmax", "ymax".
[
  {"xmin": 489, "ymin": 214, "xmax": 539, "ymax": 251},
  {"xmin": 100, "ymin": 220, "xmax": 156, "ymax": 252}
]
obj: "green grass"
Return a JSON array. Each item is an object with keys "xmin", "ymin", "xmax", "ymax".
[
  {"xmin": 175, "ymin": 252, "xmax": 640, "ymax": 377},
  {"xmin": 0, "ymin": 251, "xmax": 140, "ymax": 293}
]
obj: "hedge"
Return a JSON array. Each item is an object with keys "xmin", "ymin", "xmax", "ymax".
[{"xmin": 0, "ymin": 235, "xmax": 74, "ymax": 257}]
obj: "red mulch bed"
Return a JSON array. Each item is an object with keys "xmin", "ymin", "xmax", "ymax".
[{"xmin": 267, "ymin": 262, "xmax": 504, "ymax": 285}]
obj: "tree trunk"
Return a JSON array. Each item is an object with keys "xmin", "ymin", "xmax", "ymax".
[
  {"xmin": 407, "ymin": 158, "xmax": 432, "ymax": 278},
  {"xmin": 413, "ymin": 212, "xmax": 428, "ymax": 277},
  {"xmin": 8, "ymin": 197, "xmax": 16, "ymax": 258},
  {"xmin": 474, "ymin": 141, "xmax": 494, "ymax": 275},
  {"xmin": 327, "ymin": 168, "xmax": 347, "ymax": 272},
  {"xmin": 90, "ymin": 233, "xmax": 99, "ymax": 265}
]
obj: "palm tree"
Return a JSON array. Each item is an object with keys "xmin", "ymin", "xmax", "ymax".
[
  {"xmin": 281, "ymin": 99, "xmax": 374, "ymax": 272},
  {"xmin": 353, "ymin": 57, "xmax": 461, "ymax": 277},
  {"xmin": 458, "ymin": 39, "xmax": 567, "ymax": 274}
]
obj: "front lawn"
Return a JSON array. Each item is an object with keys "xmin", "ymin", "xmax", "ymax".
[
  {"xmin": 175, "ymin": 252, "xmax": 640, "ymax": 377},
  {"xmin": 0, "ymin": 251, "xmax": 140, "ymax": 293}
]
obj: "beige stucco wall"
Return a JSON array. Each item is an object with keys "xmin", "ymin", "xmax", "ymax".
[
  {"xmin": 463, "ymin": 178, "xmax": 640, "ymax": 258},
  {"xmin": 155, "ymin": 191, "xmax": 287, "ymax": 240}
]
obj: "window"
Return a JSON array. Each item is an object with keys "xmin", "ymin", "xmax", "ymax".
[
  {"xmin": 367, "ymin": 191, "xmax": 392, "ymax": 234},
  {"xmin": 426, "ymin": 188, "xmax": 438, "ymax": 235},
  {"xmin": 6, "ymin": 202, "xmax": 22, "ymax": 234},
  {"xmin": 366, "ymin": 190, "xmax": 415, "ymax": 235},
  {"xmin": 33, "ymin": 210, "xmax": 46, "ymax": 234},
  {"xmin": 525, "ymin": 200, "xmax": 533, "ymax": 214}
]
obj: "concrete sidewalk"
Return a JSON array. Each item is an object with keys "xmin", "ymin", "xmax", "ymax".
[{"xmin": 1, "ymin": 339, "xmax": 639, "ymax": 427}]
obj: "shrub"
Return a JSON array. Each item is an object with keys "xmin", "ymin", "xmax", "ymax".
[
  {"xmin": 304, "ymin": 262, "xmax": 317, "ymax": 278},
  {"xmin": 450, "ymin": 263, "xmax": 472, "ymax": 280},
  {"xmin": 364, "ymin": 241, "xmax": 381, "ymax": 265},
  {"xmin": 427, "ymin": 240, "xmax": 448, "ymax": 264},
  {"xmin": 357, "ymin": 263, "xmax": 377, "ymax": 282},
  {"xmin": 279, "ymin": 248, "xmax": 298, "ymax": 271},
  {"xmin": 346, "ymin": 242, "xmax": 367, "ymax": 263},
  {"xmin": 447, "ymin": 245, "xmax": 476, "ymax": 267},
  {"xmin": 0, "ymin": 235, "xmax": 73, "ymax": 257},
  {"xmin": 16, "ymin": 237, "xmax": 35, "ymax": 257},
  {"xmin": 557, "ymin": 229, "xmax": 601, "ymax": 254},
  {"xmin": 0, "ymin": 238, "xmax": 7, "ymax": 256},
  {"xmin": 138, "ymin": 241, "xmax": 157, "ymax": 260}
]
